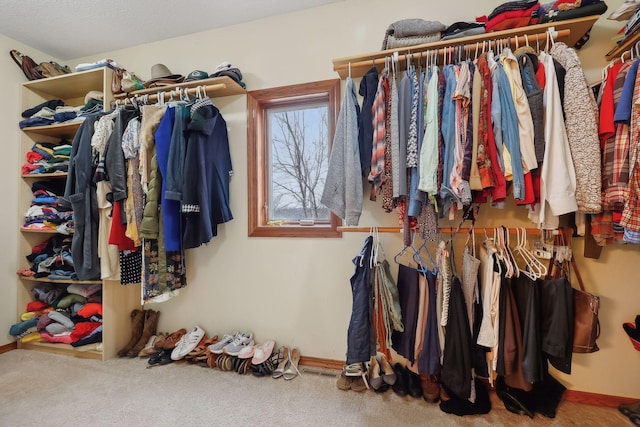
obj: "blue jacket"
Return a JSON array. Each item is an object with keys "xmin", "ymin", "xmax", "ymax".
[{"xmin": 182, "ymin": 99, "xmax": 233, "ymax": 249}]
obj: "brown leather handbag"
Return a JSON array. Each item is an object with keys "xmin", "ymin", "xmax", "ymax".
[
  {"xmin": 10, "ymin": 49, "xmax": 43, "ymax": 80},
  {"xmin": 550, "ymin": 227, "xmax": 600, "ymax": 353},
  {"xmin": 570, "ymin": 252, "xmax": 600, "ymax": 353}
]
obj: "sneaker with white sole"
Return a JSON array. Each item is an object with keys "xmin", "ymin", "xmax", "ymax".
[
  {"xmin": 223, "ymin": 332, "xmax": 254, "ymax": 356},
  {"xmin": 208, "ymin": 332, "xmax": 238, "ymax": 354},
  {"xmin": 171, "ymin": 326, "xmax": 205, "ymax": 361}
]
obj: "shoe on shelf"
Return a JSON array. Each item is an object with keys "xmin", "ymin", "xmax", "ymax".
[
  {"xmin": 208, "ymin": 332, "xmax": 239, "ymax": 354},
  {"xmin": 223, "ymin": 332, "xmax": 254, "ymax": 356},
  {"xmin": 171, "ymin": 325, "xmax": 206, "ymax": 361},
  {"xmin": 272, "ymin": 346, "xmax": 290, "ymax": 379},
  {"xmin": 283, "ymin": 347, "xmax": 301, "ymax": 380}
]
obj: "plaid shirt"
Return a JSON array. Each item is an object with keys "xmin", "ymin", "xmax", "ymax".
[
  {"xmin": 369, "ymin": 69, "xmax": 388, "ymax": 201},
  {"xmin": 620, "ymin": 68, "xmax": 640, "ymax": 231}
]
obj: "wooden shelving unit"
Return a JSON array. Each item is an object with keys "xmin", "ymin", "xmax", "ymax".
[{"xmin": 17, "ymin": 67, "xmax": 141, "ymax": 360}]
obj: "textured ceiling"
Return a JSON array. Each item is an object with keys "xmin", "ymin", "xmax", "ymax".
[{"xmin": 0, "ymin": 0, "xmax": 342, "ymax": 60}]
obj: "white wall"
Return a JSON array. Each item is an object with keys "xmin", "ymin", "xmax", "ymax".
[{"xmin": 3, "ymin": 0, "xmax": 638, "ymax": 399}]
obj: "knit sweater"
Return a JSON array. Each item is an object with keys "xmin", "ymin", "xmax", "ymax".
[
  {"xmin": 321, "ymin": 78, "xmax": 362, "ymax": 226},
  {"xmin": 550, "ymin": 42, "xmax": 602, "ymax": 214}
]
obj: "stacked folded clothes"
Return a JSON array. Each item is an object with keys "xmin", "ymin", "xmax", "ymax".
[
  {"xmin": 381, "ymin": 19, "xmax": 447, "ymax": 50},
  {"xmin": 19, "ymin": 92, "xmax": 104, "ymax": 128},
  {"xmin": 22, "ymin": 141, "xmax": 71, "ymax": 175},
  {"xmin": 21, "ymin": 180, "xmax": 73, "ymax": 234},
  {"xmin": 9, "ymin": 283, "xmax": 103, "ymax": 347},
  {"xmin": 477, "ymin": 0, "xmax": 541, "ymax": 32},
  {"xmin": 538, "ymin": 0, "xmax": 608, "ymax": 24},
  {"xmin": 19, "ymin": 235, "xmax": 77, "ymax": 280}
]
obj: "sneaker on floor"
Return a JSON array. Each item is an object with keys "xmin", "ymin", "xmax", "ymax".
[
  {"xmin": 171, "ymin": 326, "xmax": 206, "ymax": 361},
  {"xmin": 208, "ymin": 332, "xmax": 238, "ymax": 354},
  {"xmin": 223, "ymin": 332, "xmax": 254, "ymax": 356}
]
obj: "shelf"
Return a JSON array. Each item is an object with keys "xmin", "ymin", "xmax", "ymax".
[
  {"xmin": 19, "ymin": 276, "xmax": 102, "ymax": 285},
  {"xmin": 17, "ymin": 341, "xmax": 102, "ymax": 360},
  {"xmin": 22, "ymin": 172, "xmax": 67, "ymax": 179},
  {"xmin": 20, "ymin": 226, "xmax": 72, "ymax": 234},
  {"xmin": 22, "ymin": 68, "xmax": 107, "ymax": 100},
  {"xmin": 605, "ymin": 28, "xmax": 640, "ymax": 61},
  {"xmin": 333, "ymin": 15, "xmax": 601, "ymax": 78},
  {"xmin": 112, "ymin": 75, "xmax": 245, "ymax": 99},
  {"xmin": 21, "ymin": 121, "xmax": 81, "ymax": 139}
]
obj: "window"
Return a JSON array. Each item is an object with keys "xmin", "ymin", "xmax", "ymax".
[{"xmin": 248, "ymin": 79, "xmax": 342, "ymax": 237}]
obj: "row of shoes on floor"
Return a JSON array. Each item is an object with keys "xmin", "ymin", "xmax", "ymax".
[
  {"xmin": 337, "ymin": 352, "xmax": 443, "ymax": 403},
  {"xmin": 116, "ymin": 309, "xmax": 302, "ymax": 379}
]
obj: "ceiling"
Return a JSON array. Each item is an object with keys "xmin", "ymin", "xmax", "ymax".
[{"xmin": 0, "ymin": 0, "xmax": 343, "ymax": 60}]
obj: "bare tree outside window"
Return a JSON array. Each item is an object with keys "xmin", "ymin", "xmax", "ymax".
[
  {"xmin": 247, "ymin": 79, "xmax": 341, "ymax": 237},
  {"xmin": 268, "ymin": 104, "xmax": 329, "ymax": 221}
]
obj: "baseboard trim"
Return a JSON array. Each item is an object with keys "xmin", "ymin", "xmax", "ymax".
[
  {"xmin": 299, "ymin": 356, "xmax": 344, "ymax": 371},
  {"xmin": 299, "ymin": 356, "xmax": 637, "ymax": 407},
  {"xmin": 564, "ymin": 390, "xmax": 638, "ymax": 408},
  {"xmin": 0, "ymin": 342, "xmax": 17, "ymax": 355}
]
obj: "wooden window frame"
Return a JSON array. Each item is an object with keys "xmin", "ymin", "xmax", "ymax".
[{"xmin": 247, "ymin": 79, "xmax": 342, "ymax": 238}]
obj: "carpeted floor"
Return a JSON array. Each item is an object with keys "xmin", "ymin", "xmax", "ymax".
[{"xmin": 0, "ymin": 350, "xmax": 632, "ymax": 427}]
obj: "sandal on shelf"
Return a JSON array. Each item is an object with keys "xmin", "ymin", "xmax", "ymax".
[
  {"xmin": 272, "ymin": 346, "xmax": 290, "ymax": 379},
  {"xmin": 283, "ymin": 347, "xmax": 302, "ymax": 380}
]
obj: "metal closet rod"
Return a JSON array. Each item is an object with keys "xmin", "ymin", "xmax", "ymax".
[
  {"xmin": 114, "ymin": 83, "xmax": 226, "ymax": 105},
  {"xmin": 335, "ymin": 28, "xmax": 570, "ymax": 72},
  {"xmin": 337, "ymin": 226, "xmax": 544, "ymax": 235}
]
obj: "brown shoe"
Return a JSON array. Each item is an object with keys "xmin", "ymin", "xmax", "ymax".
[
  {"xmin": 420, "ymin": 374, "xmax": 441, "ymax": 403},
  {"xmin": 158, "ymin": 328, "xmax": 187, "ymax": 350},
  {"xmin": 336, "ymin": 374, "xmax": 352, "ymax": 391}
]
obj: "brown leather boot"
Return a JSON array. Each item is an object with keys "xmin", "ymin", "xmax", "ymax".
[
  {"xmin": 117, "ymin": 309, "xmax": 145, "ymax": 357},
  {"xmin": 420, "ymin": 374, "xmax": 441, "ymax": 403},
  {"xmin": 127, "ymin": 310, "xmax": 160, "ymax": 357}
]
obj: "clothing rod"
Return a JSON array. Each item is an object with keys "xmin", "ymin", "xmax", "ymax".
[
  {"xmin": 337, "ymin": 226, "xmax": 544, "ymax": 235},
  {"xmin": 334, "ymin": 28, "xmax": 570, "ymax": 72},
  {"xmin": 113, "ymin": 83, "xmax": 227, "ymax": 105}
]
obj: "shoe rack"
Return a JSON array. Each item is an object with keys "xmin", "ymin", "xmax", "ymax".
[{"xmin": 17, "ymin": 68, "xmax": 141, "ymax": 360}]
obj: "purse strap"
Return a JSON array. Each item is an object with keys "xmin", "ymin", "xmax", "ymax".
[{"xmin": 561, "ymin": 227, "xmax": 586, "ymax": 292}]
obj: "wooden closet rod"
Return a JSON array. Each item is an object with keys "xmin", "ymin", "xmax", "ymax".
[
  {"xmin": 337, "ymin": 226, "xmax": 543, "ymax": 235},
  {"xmin": 114, "ymin": 83, "xmax": 227, "ymax": 105},
  {"xmin": 334, "ymin": 28, "xmax": 570, "ymax": 73}
]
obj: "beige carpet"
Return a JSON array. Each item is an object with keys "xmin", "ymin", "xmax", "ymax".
[{"xmin": 0, "ymin": 350, "xmax": 631, "ymax": 427}]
